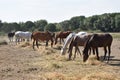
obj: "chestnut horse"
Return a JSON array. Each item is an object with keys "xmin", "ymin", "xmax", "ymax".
[
  {"xmin": 31, "ymin": 31, "xmax": 54, "ymax": 50},
  {"xmin": 83, "ymin": 33, "xmax": 113, "ymax": 63},
  {"xmin": 55, "ymin": 31, "xmax": 72, "ymax": 44},
  {"xmin": 68, "ymin": 33, "xmax": 92, "ymax": 60}
]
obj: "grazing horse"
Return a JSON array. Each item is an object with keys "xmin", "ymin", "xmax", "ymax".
[
  {"xmin": 55, "ymin": 31, "xmax": 72, "ymax": 44},
  {"xmin": 61, "ymin": 31, "xmax": 89, "ymax": 60},
  {"xmin": 15, "ymin": 31, "xmax": 32, "ymax": 44},
  {"xmin": 8, "ymin": 32, "xmax": 15, "ymax": 42},
  {"xmin": 68, "ymin": 32, "xmax": 92, "ymax": 60},
  {"xmin": 83, "ymin": 33, "xmax": 113, "ymax": 63},
  {"xmin": 31, "ymin": 31, "xmax": 54, "ymax": 50}
]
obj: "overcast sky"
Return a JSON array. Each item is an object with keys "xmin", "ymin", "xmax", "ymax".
[{"xmin": 0, "ymin": 0, "xmax": 120, "ymax": 23}]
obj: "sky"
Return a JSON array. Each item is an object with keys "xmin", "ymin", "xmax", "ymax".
[{"xmin": 0, "ymin": 0, "xmax": 120, "ymax": 23}]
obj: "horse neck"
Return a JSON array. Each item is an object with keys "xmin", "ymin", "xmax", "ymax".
[
  {"xmin": 62, "ymin": 33, "xmax": 75, "ymax": 51},
  {"xmin": 84, "ymin": 37, "xmax": 91, "ymax": 53},
  {"xmin": 62, "ymin": 33, "xmax": 75, "ymax": 50}
]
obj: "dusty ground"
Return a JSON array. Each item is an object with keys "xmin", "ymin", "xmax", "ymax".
[{"xmin": 0, "ymin": 34, "xmax": 120, "ymax": 80}]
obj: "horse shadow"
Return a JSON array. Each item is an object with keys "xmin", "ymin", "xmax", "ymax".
[{"xmin": 100, "ymin": 56, "xmax": 120, "ymax": 66}]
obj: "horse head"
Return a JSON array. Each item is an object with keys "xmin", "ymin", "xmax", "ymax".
[{"xmin": 83, "ymin": 37, "xmax": 91, "ymax": 62}]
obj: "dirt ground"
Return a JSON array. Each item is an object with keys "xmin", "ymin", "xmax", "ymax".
[{"xmin": 0, "ymin": 35, "xmax": 120, "ymax": 80}]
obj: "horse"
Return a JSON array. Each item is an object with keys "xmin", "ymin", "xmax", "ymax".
[
  {"xmin": 8, "ymin": 32, "xmax": 15, "ymax": 42},
  {"xmin": 83, "ymin": 33, "xmax": 113, "ymax": 63},
  {"xmin": 15, "ymin": 31, "xmax": 32, "ymax": 44},
  {"xmin": 31, "ymin": 31, "xmax": 54, "ymax": 50},
  {"xmin": 61, "ymin": 32, "xmax": 76, "ymax": 55},
  {"xmin": 61, "ymin": 31, "xmax": 89, "ymax": 60},
  {"xmin": 67, "ymin": 32, "xmax": 92, "ymax": 60},
  {"xmin": 55, "ymin": 31, "xmax": 72, "ymax": 44}
]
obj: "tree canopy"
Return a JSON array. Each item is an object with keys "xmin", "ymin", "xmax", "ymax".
[{"xmin": 0, "ymin": 13, "xmax": 120, "ymax": 33}]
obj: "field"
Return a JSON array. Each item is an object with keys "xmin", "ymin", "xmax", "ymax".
[{"xmin": 0, "ymin": 33, "xmax": 120, "ymax": 80}]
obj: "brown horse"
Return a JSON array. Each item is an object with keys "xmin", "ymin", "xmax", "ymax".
[
  {"xmin": 68, "ymin": 34, "xmax": 92, "ymax": 60},
  {"xmin": 31, "ymin": 31, "xmax": 54, "ymax": 50},
  {"xmin": 83, "ymin": 33, "xmax": 113, "ymax": 63},
  {"xmin": 55, "ymin": 31, "xmax": 72, "ymax": 44}
]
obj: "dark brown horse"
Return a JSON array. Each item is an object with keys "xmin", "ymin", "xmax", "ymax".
[
  {"xmin": 83, "ymin": 33, "xmax": 113, "ymax": 63},
  {"xmin": 8, "ymin": 32, "xmax": 15, "ymax": 42},
  {"xmin": 31, "ymin": 31, "xmax": 54, "ymax": 50},
  {"xmin": 68, "ymin": 34, "xmax": 92, "ymax": 60},
  {"xmin": 55, "ymin": 31, "xmax": 72, "ymax": 44}
]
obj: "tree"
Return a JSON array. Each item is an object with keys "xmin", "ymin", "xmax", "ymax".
[
  {"xmin": 0, "ymin": 20, "xmax": 3, "ymax": 29},
  {"xmin": 34, "ymin": 20, "xmax": 48, "ymax": 31},
  {"xmin": 60, "ymin": 20, "xmax": 70, "ymax": 31},
  {"xmin": 23, "ymin": 21, "xmax": 35, "ymax": 31},
  {"xmin": 70, "ymin": 16, "xmax": 85, "ymax": 30},
  {"xmin": 45, "ymin": 23, "xmax": 57, "ymax": 32},
  {"xmin": 115, "ymin": 15, "xmax": 120, "ymax": 32}
]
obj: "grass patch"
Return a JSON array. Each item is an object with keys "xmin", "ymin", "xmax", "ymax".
[{"xmin": 111, "ymin": 33, "xmax": 120, "ymax": 38}]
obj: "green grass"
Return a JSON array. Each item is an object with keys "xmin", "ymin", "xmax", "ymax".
[{"xmin": 111, "ymin": 33, "xmax": 120, "ymax": 38}]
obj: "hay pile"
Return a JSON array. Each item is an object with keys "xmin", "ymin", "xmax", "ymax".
[{"xmin": 84, "ymin": 55, "xmax": 103, "ymax": 65}]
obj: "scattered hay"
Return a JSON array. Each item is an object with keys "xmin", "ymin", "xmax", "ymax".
[
  {"xmin": 18, "ymin": 42, "xmax": 31, "ymax": 47},
  {"xmin": 0, "ymin": 40, "xmax": 8, "ymax": 45},
  {"xmin": 44, "ymin": 72, "xmax": 66, "ymax": 80},
  {"xmin": 85, "ymin": 55, "xmax": 103, "ymax": 65},
  {"xmin": 81, "ymin": 72, "xmax": 117, "ymax": 80},
  {"xmin": 45, "ymin": 62, "xmax": 63, "ymax": 70},
  {"xmin": 54, "ymin": 45, "xmax": 62, "ymax": 50},
  {"xmin": 38, "ymin": 47, "xmax": 56, "ymax": 55}
]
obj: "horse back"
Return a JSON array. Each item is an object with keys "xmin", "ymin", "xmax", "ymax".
[
  {"xmin": 90, "ymin": 33, "xmax": 113, "ymax": 47},
  {"xmin": 32, "ymin": 31, "xmax": 52, "ymax": 41}
]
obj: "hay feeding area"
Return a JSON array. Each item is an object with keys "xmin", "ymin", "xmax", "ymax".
[{"xmin": 0, "ymin": 34, "xmax": 120, "ymax": 80}]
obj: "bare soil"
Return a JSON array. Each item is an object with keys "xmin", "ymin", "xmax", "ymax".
[{"xmin": 0, "ymin": 35, "xmax": 120, "ymax": 80}]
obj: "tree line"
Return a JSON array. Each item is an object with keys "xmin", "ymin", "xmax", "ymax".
[{"xmin": 0, "ymin": 13, "xmax": 120, "ymax": 34}]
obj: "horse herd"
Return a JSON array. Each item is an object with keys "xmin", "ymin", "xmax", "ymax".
[{"xmin": 8, "ymin": 31, "xmax": 113, "ymax": 63}]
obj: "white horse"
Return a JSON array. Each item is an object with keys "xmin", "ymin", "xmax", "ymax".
[
  {"xmin": 15, "ymin": 31, "xmax": 32, "ymax": 44},
  {"xmin": 61, "ymin": 31, "xmax": 88, "ymax": 55}
]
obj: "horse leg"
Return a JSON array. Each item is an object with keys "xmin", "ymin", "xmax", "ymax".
[
  {"xmin": 15, "ymin": 38, "xmax": 18, "ymax": 45},
  {"xmin": 107, "ymin": 46, "xmax": 111, "ymax": 63},
  {"xmin": 62, "ymin": 38, "xmax": 64, "ymax": 44},
  {"xmin": 73, "ymin": 47, "xmax": 77, "ymax": 60},
  {"xmin": 77, "ymin": 46, "xmax": 81, "ymax": 56},
  {"xmin": 46, "ymin": 40, "xmax": 48, "ymax": 46},
  {"xmin": 95, "ymin": 48, "xmax": 100, "ymax": 60},
  {"xmin": 60, "ymin": 38, "xmax": 61, "ymax": 44},
  {"xmin": 68, "ymin": 43, "xmax": 73, "ymax": 60},
  {"xmin": 103, "ymin": 47, "xmax": 107, "ymax": 61},
  {"xmin": 33, "ymin": 40, "xmax": 35, "ymax": 50},
  {"xmin": 36, "ymin": 40, "xmax": 39, "ymax": 48},
  {"xmin": 51, "ymin": 38, "xmax": 53, "ymax": 47},
  {"xmin": 92, "ymin": 48, "xmax": 95, "ymax": 55},
  {"xmin": 68, "ymin": 49, "xmax": 72, "ymax": 60}
]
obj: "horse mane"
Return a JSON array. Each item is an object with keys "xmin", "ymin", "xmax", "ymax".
[
  {"xmin": 83, "ymin": 34, "xmax": 93, "ymax": 50},
  {"xmin": 61, "ymin": 32, "xmax": 76, "ymax": 54}
]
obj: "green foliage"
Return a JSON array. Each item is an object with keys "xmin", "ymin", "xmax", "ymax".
[
  {"xmin": 45, "ymin": 23, "xmax": 57, "ymax": 32},
  {"xmin": 0, "ymin": 13, "xmax": 120, "ymax": 32},
  {"xmin": 34, "ymin": 20, "xmax": 48, "ymax": 31}
]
